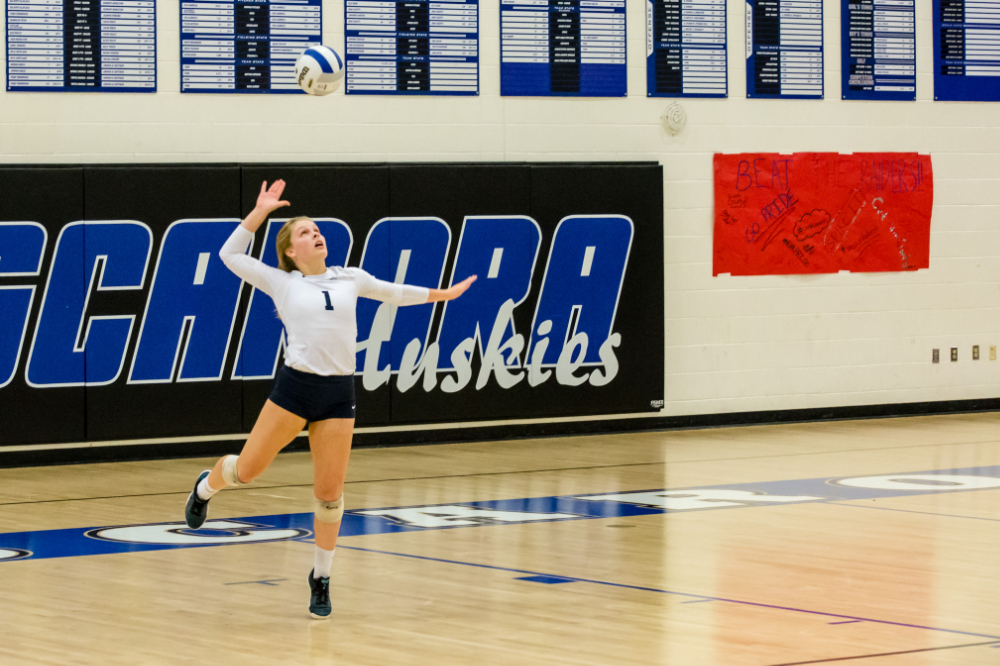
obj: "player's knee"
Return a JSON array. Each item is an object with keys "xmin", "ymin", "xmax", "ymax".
[
  {"xmin": 313, "ymin": 494, "xmax": 344, "ymax": 524},
  {"xmin": 221, "ymin": 455, "xmax": 249, "ymax": 486}
]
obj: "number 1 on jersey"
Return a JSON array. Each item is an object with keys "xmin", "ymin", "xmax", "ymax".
[{"xmin": 322, "ymin": 291, "xmax": 334, "ymax": 311}]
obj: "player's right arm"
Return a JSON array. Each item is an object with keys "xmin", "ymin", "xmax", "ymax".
[
  {"xmin": 219, "ymin": 180, "xmax": 292, "ymax": 297},
  {"xmin": 241, "ymin": 180, "xmax": 290, "ymax": 233}
]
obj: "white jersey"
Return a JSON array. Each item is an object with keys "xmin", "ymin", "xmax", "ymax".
[{"xmin": 220, "ymin": 225, "xmax": 429, "ymax": 376}]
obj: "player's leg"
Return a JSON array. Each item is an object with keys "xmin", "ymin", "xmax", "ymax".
[
  {"xmin": 305, "ymin": 416, "xmax": 354, "ymax": 619},
  {"xmin": 310, "ymin": 417, "xmax": 354, "ymax": 549},
  {"xmin": 212, "ymin": 400, "xmax": 307, "ymax": 485},
  {"xmin": 184, "ymin": 400, "xmax": 306, "ymax": 528}
]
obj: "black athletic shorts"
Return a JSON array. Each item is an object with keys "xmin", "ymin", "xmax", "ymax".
[{"xmin": 268, "ymin": 365, "xmax": 356, "ymax": 422}]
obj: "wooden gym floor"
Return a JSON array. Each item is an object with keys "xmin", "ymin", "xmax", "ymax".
[{"xmin": 2, "ymin": 412, "xmax": 1000, "ymax": 664}]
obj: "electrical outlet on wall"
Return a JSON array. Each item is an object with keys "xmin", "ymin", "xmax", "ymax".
[
  {"xmin": 992, "ymin": 346, "xmax": 997, "ymax": 361},
  {"xmin": 933, "ymin": 349, "xmax": 939, "ymax": 363},
  {"xmin": 951, "ymin": 348, "xmax": 958, "ymax": 362},
  {"xmin": 974, "ymin": 345, "xmax": 980, "ymax": 360}
]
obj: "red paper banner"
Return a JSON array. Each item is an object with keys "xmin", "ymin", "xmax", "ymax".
[{"xmin": 713, "ymin": 153, "xmax": 933, "ymax": 276}]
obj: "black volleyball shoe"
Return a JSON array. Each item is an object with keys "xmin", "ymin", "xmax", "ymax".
[
  {"xmin": 308, "ymin": 570, "xmax": 332, "ymax": 619},
  {"xmin": 184, "ymin": 470, "xmax": 212, "ymax": 529}
]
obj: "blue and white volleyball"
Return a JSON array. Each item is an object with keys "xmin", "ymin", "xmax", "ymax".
[{"xmin": 295, "ymin": 46, "xmax": 344, "ymax": 96}]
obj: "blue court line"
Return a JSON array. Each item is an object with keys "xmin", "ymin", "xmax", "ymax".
[
  {"xmin": 515, "ymin": 575, "xmax": 574, "ymax": 585},
  {"xmin": 829, "ymin": 503, "xmax": 1000, "ymax": 523},
  {"xmin": 337, "ymin": 545, "xmax": 1000, "ymax": 643}
]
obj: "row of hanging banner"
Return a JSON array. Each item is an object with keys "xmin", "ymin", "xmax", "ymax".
[{"xmin": 5, "ymin": 0, "xmax": 999, "ymax": 100}]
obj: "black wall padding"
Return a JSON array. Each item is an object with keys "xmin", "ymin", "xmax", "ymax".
[
  {"xmin": 0, "ymin": 167, "xmax": 85, "ymax": 446},
  {"xmin": 0, "ymin": 162, "xmax": 664, "ymax": 451},
  {"xmin": 82, "ymin": 166, "xmax": 244, "ymax": 441}
]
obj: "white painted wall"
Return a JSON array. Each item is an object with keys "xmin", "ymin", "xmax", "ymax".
[{"xmin": 1, "ymin": 0, "xmax": 998, "ymax": 420}]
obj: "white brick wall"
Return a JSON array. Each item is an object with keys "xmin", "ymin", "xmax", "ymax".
[{"xmin": 1, "ymin": 0, "xmax": 998, "ymax": 419}]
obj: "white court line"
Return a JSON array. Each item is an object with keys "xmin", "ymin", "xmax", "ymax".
[{"xmin": 0, "ymin": 411, "xmax": 663, "ymax": 453}]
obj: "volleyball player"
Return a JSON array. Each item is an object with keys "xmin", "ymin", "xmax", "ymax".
[{"xmin": 183, "ymin": 180, "xmax": 476, "ymax": 618}]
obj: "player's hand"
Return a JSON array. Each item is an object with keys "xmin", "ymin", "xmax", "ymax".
[
  {"xmin": 256, "ymin": 180, "xmax": 291, "ymax": 213},
  {"xmin": 424, "ymin": 275, "xmax": 476, "ymax": 303},
  {"xmin": 448, "ymin": 275, "xmax": 477, "ymax": 300}
]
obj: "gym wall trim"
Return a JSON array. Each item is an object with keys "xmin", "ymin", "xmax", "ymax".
[{"xmin": 0, "ymin": 162, "xmax": 665, "ymax": 465}]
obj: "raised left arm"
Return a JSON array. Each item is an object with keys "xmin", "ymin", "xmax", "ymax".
[{"xmin": 355, "ymin": 271, "xmax": 476, "ymax": 305}]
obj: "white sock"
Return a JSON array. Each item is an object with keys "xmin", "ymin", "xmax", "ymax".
[
  {"xmin": 313, "ymin": 547, "xmax": 335, "ymax": 579},
  {"xmin": 196, "ymin": 475, "xmax": 219, "ymax": 501}
]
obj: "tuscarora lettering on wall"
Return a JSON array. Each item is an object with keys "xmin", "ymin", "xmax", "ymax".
[{"xmin": 2, "ymin": 215, "xmax": 631, "ymax": 393}]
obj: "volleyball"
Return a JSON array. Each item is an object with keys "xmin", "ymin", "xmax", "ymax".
[{"xmin": 295, "ymin": 46, "xmax": 344, "ymax": 96}]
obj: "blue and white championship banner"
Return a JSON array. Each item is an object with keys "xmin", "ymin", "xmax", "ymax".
[
  {"xmin": 745, "ymin": 0, "xmax": 823, "ymax": 99},
  {"xmin": 841, "ymin": 0, "xmax": 915, "ymax": 101},
  {"xmin": 934, "ymin": 0, "xmax": 1000, "ymax": 101},
  {"xmin": 501, "ymin": 0, "xmax": 626, "ymax": 96},
  {"xmin": 646, "ymin": 0, "xmax": 726, "ymax": 98},
  {"xmin": 345, "ymin": 0, "xmax": 479, "ymax": 94},
  {"xmin": 6, "ymin": 0, "xmax": 156, "ymax": 91},
  {"xmin": 180, "ymin": 0, "xmax": 322, "ymax": 93}
]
